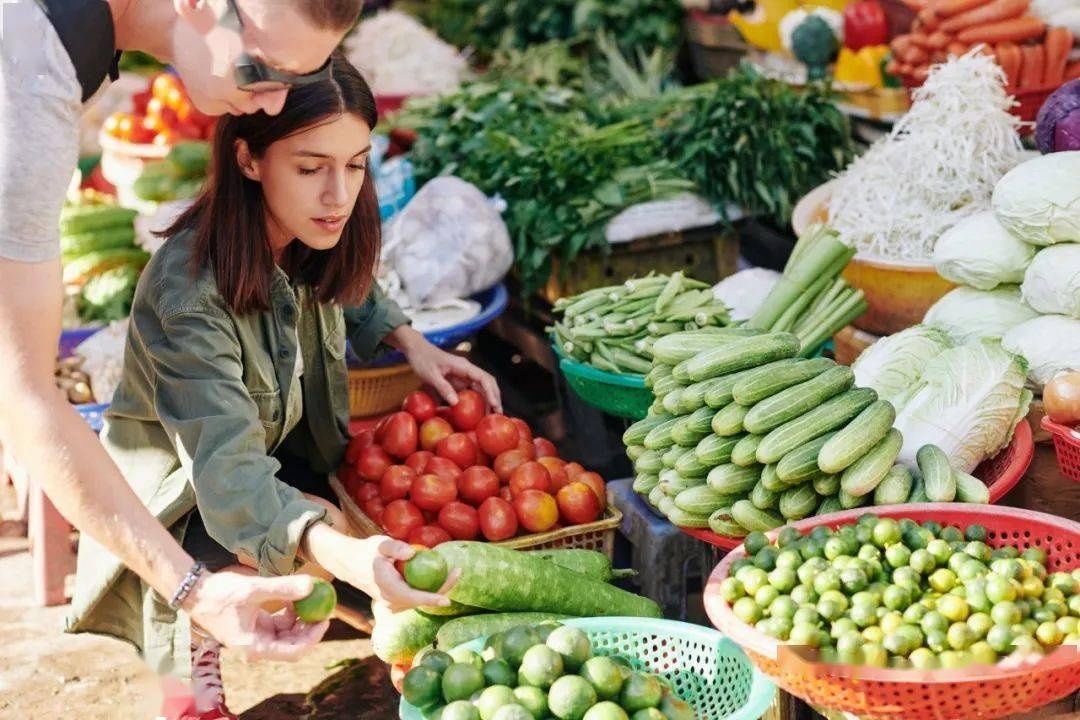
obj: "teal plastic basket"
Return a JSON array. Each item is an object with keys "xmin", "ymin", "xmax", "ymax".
[
  {"xmin": 399, "ymin": 617, "xmax": 776, "ymax": 720},
  {"xmin": 555, "ymin": 348, "xmax": 653, "ymax": 421}
]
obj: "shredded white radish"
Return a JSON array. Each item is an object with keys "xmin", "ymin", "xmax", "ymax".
[
  {"xmin": 828, "ymin": 51, "xmax": 1024, "ymax": 262},
  {"xmin": 346, "ymin": 11, "xmax": 469, "ymax": 97}
]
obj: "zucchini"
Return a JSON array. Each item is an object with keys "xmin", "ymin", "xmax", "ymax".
[
  {"xmin": 633, "ymin": 473, "xmax": 660, "ymax": 494},
  {"xmin": 917, "ymin": 445, "xmax": 956, "ymax": 502},
  {"xmin": 674, "ymin": 450, "xmax": 711, "ymax": 478},
  {"xmin": 732, "ymin": 357, "xmax": 834, "ymax": 406},
  {"xmin": 625, "ymin": 444, "xmax": 645, "ymax": 462},
  {"xmin": 708, "ymin": 507, "xmax": 748, "ymax": 537},
  {"xmin": 643, "ymin": 416, "xmax": 681, "ymax": 450},
  {"xmin": 776, "ymin": 432, "xmax": 838, "ymax": 484},
  {"xmin": 731, "ymin": 500, "xmax": 785, "ymax": 532},
  {"xmin": 703, "ymin": 367, "xmax": 759, "ymax": 409},
  {"xmin": 838, "ymin": 489, "xmax": 870, "ymax": 510},
  {"xmin": 742, "ymin": 365, "xmax": 855, "ymax": 434},
  {"xmin": 731, "ymin": 434, "xmax": 765, "ymax": 467},
  {"xmin": 651, "ymin": 328, "xmax": 759, "ymax": 365},
  {"xmin": 712, "ymin": 403, "xmax": 750, "ymax": 436},
  {"xmin": 661, "ymin": 446, "xmax": 686, "ymax": 469},
  {"xmin": 674, "ymin": 485, "xmax": 734, "ymax": 515},
  {"xmin": 682, "ymin": 333, "xmax": 801, "ymax": 383},
  {"xmin": 694, "ymin": 433, "xmax": 739, "ymax": 466},
  {"xmin": 760, "ymin": 463, "xmax": 787, "ymax": 492},
  {"xmin": 434, "ymin": 542, "xmax": 662, "ymax": 618},
  {"xmin": 873, "ymin": 465, "xmax": 913, "ymax": 506},
  {"xmin": 750, "ymin": 481, "xmax": 781, "ymax": 510},
  {"xmin": 436, "ymin": 613, "xmax": 570, "ymax": 650},
  {"xmin": 672, "ymin": 406, "xmax": 716, "ymax": 447},
  {"xmin": 840, "ymin": 429, "xmax": 903, "ymax": 497},
  {"xmin": 667, "ymin": 507, "xmax": 712, "ymax": 529},
  {"xmin": 634, "ymin": 449, "xmax": 664, "ymax": 475},
  {"xmin": 706, "ymin": 463, "xmax": 761, "ymax": 495},
  {"xmin": 955, "ymin": 470, "xmax": 990, "ymax": 504},
  {"xmin": 817, "ymin": 496, "xmax": 843, "ymax": 515},
  {"xmin": 623, "ymin": 414, "xmax": 673, "ymax": 446},
  {"xmin": 818, "ymin": 400, "xmax": 897, "ymax": 474},
  {"xmin": 813, "ymin": 473, "xmax": 840, "ymax": 496},
  {"xmin": 372, "ymin": 609, "xmax": 449, "ymax": 664},
  {"xmin": 756, "ymin": 388, "xmax": 878, "ymax": 465},
  {"xmin": 779, "ymin": 484, "xmax": 819, "ymax": 520},
  {"xmin": 652, "ymin": 375, "xmax": 684, "ymax": 400}
]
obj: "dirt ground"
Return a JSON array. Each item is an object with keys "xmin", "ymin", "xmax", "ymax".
[{"xmin": 0, "ymin": 484, "xmax": 396, "ymax": 720}]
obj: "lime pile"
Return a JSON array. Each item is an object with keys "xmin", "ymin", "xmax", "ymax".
[
  {"xmin": 402, "ymin": 623, "xmax": 693, "ymax": 720},
  {"xmin": 721, "ymin": 515, "xmax": 1080, "ymax": 669}
]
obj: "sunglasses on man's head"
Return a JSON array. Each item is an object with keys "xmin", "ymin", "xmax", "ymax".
[{"xmin": 220, "ymin": 0, "xmax": 333, "ymax": 92}]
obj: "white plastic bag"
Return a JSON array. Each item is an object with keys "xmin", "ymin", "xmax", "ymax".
[
  {"xmin": 383, "ymin": 177, "xmax": 513, "ymax": 308},
  {"xmin": 76, "ymin": 320, "xmax": 130, "ymax": 405},
  {"xmin": 604, "ymin": 194, "xmax": 723, "ymax": 244}
]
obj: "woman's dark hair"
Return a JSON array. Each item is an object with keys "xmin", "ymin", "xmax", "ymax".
[{"xmin": 165, "ymin": 52, "xmax": 380, "ymax": 313}]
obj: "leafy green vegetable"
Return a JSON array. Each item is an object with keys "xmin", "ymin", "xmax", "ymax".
[
  {"xmin": 851, "ymin": 325, "xmax": 954, "ymax": 407},
  {"xmin": 79, "ymin": 265, "xmax": 140, "ymax": 324}
]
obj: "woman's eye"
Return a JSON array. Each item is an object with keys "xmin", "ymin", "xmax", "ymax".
[
  {"xmin": 298, "ymin": 167, "xmax": 320, "ymax": 175},
  {"xmin": 348, "ymin": 163, "xmax": 367, "ymax": 172}
]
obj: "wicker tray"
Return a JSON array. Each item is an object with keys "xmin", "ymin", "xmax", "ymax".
[{"xmin": 330, "ymin": 475, "xmax": 622, "ymax": 558}]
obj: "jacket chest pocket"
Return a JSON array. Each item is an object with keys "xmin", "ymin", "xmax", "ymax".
[
  {"xmin": 323, "ymin": 310, "xmax": 347, "ymax": 361},
  {"xmin": 250, "ymin": 389, "xmax": 284, "ymax": 450}
]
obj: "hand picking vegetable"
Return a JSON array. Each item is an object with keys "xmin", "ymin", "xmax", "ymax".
[{"xmin": 402, "ymin": 549, "xmax": 451, "ymax": 593}]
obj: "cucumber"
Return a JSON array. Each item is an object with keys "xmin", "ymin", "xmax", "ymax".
[
  {"xmin": 648, "ymin": 485, "xmax": 666, "ymax": 508},
  {"xmin": 916, "ymin": 445, "xmax": 956, "ymax": 502},
  {"xmin": 776, "ymin": 432, "xmax": 838, "ymax": 484},
  {"xmin": 750, "ymin": 480, "xmax": 781, "ymax": 510},
  {"xmin": 675, "ymin": 485, "xmax": 734, "ymax": 515},
  {"xmin": 644, "ymin": 364, "xmax": 673, "ymax": 389},
  {"xmin": 625, "ymin": 444, "xmax": 645, "ymax": 462},
  {"xmin": 694, "ymin": 433, "xmax": 739, "ymax": 466},
  {"xmin": 658, "ymin": 496, "xmax": 677, "ymax": 516},
  {"xmin": 712, "ymin": 403, "xmax": 750, "ymax": 437},
  {"xmin": 667, "ymin": 507, "xmax": 712, "ymax": 529},
  {"xmin": 813, "ymin": 473, "xmax": 840, "ymax": 496},
  {"xmin": 817, "ymin": 400, "xmax": 897, "ymax": 474},
  {"xmin": 732, "ymin": 357, "xmax": 834, "ymax": 406},
  {"xmin": 756, "ymin": 388, "xmax": 878, "ymax": 465},
  {"xmin": 662, "ymin": 389, "xmax": 686, "ymax": 415},
  {"xmin": 760, "ymin": 464, "xmax": 787, "ymax": 492},
  {"xmin": 677, "ymin": 378, "xmax": 711, "ymax": 413},
  {"xmin": 731, "ymin": 500, "xmax": 785, "ymax": 532},
  {"xmin": 683, "ymin": 333, "xmax": 801, "ymax": 383},
  {"xmin": 672, "ymin": 406, "xmax": 715, "ymax": 447},
  {"xmin": 660, "ymin": 473, "xmax": 705, "ymax": 496},
  {"xmin": 62, "ymin": 247, "xmax": 150, "ymax": 285},
  {"xmin": 708, "ymin": 507, "xmax": 748, "ymax": 537},
  {"xmin": 706, "ymin": 463, "xmax": 761, "ymax": 495},
  {"xmin": 623, "ymin": 414, "xmax": 674, "ymax": 446},
  {"xmin": 434, "ymin": 542, "xmax": 662, "ymax": 618},
  {"xmin": 653, "ymin": 375, "xmax": 684, "ymax": 400},
  {"xmin": 873, "ymin": 465, "xmax": 914, "ymax": 506},
  {"xmin": 634, "ymin": 449, "xmax": 663, "ymax": 475},
  {"xmin": 731, "ymin": 434, "xmax": 765, "ymax": 467},
  {"xmin": 779, "ymin": 484, "xmax": 819, "ymax": 520},
  {"xmin": 838, "ymin": 489, "xmax": 869, "ymax": 510},
  {"xmin": 662, "ymin": 446, "xmax": 687, "ymax": 469},
  {"xmin": 674, "ymin": 449, "xmax": 711, "ymax": 478},
  {"xmin": 955, "ymin": 470, "xmax": 990, "ymax": 504},
  {"xmin": 703, "ymin": 367, "xmax": 759, "ymax": 409},
  {"xmin": 372, "ymin": 609, "xmax": 449, "ymax": 664},
  {"xmin": 436, "ymin": 613, "xmax": 571, "ymax": 650},
  {"xmin": 59, "ymin": 204, "xmax": 138, "ymax": 235},
  {"xmin": 672, "ymin": 358, "xmax": 694, "ymax": 384},
  {"xmin": 840, "ymin": 429, "xmax": 903, "ymax": 497},
  {"xmin": 60, "ymin": 225, "xmax": 136, "ymax": 259},
  {"xmin": 633, "ymin": 473, "xmax": 660, "ymax": 494},
  {"xmin": 908, "ymin": 472, "xmax": 929, "ymax": 503},
  {"xmin": 651, "ymin": 328, "xmax": 760, "ymax": 365},
  {"xmin": 742, "ymin": 365, "xmax": 855, "ymax": 434},
  {"xmin": 643, "ymin": 416, "xmax": 681, "ymax": 450},
  {"xmin": 817, "ymin": 496, "xmax": 843, "ymax": 515}
]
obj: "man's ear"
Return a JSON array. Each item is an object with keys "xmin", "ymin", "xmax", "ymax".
[
  {"xmin": 235, "ymin": 139, "xmax": 260, "ymax": 181},
  {"xmin": 173, "ymin": 0, "xmax": 217, "ymax": 35}
]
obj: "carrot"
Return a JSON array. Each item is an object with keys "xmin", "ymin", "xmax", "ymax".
[
  {"xmin": 898, "ymin": 62, "xmax": 916, "ymax": 76},
  {"xmin": 957, "ymin": 15, "xmax": 1046, "ymax": 44},
  {"xmin": 927, "ymin": 31, "xmax": 953, "ymax": 48},
  {"xmin": 931, "ymin": 50, "xmax": 949, "ymax": 63},
  {"xmin": 1067, "ymin": 60, "xmax": 1080, "ymax": 81},
  {"xmin": 902, "ymin": 45, "xmax": 931, "ymax": 64},
  {"xmin": 918, "ymin": 9, "xmax": 939, "ymax": 30},
  {"xmin": 1020, "ymin": 44, "xmax": 1045, "ymax": 88},
  {"xmin": 936, "ymin": 0, "xmax": 996, "ymax": 16},
  {"xmin": 913, "ymin": 65, "xmax": 932, "ymax": 82},
  {"xmin": 940, "ymin": 0, "xmax": 1029, "ymax": 33},
  {"xmin": 947, "ymin": 41, "xmax": 970, "ymax": 55},
  {"xmin": 886, "ymin": 59, "xmax": 903, "ymax": 76},
  {"xmin": 909, "ymin": 32, "xmax": 934, "ymax": 48},
  {"xmin": 996, "ymin": 41, "xmax": 1023, "ymax": 87},
  {"xmin": 1043, "ymin": 26, "xmax": 1072, "ymax": 86},
  {"xmin": 891, "ymin": 35, "xmax": 915, "ymax": 56}
]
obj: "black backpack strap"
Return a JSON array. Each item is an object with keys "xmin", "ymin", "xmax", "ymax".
[{"xmin": 33, "ymin": 0, "xmax": 121, "ymax": 103}]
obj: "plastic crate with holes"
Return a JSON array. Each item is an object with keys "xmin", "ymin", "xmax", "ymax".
[{"xmin": 1042, "ymin": 416, "xmax": 1080, "ymax": 483}]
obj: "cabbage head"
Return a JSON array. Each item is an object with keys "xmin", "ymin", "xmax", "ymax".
[
  {"xmin": 1002, "ymin": 315, "xmax": 1080, "ymax": 387},
  {"xmin": 923, "ymin": 285, "xmax": 1040, "ymax": 345},
  {"xmin": 992, "ymin": 151, "xmax": 1080, "ymax": 246},
  {"xmin": 852, "ymin": 325, "xmax": 953, "ymax": 408},
  {"xmin": 1020, "ymin": 244, "xmax": 1080, "ymax": 318},
  {"xmin": 932, "ymin": 211, "xmax": 1035, "ymax": 290},
  {"xmin": 894, "ymin": 339, "xmax": 1031, "ymax": 473}
]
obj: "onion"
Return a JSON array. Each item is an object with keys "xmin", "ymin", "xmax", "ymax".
[{"xmin": 1043, "ymin": 370, "xmax": 1080, "ymax": 426}]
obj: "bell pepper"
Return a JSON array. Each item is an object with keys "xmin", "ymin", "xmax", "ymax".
[
  {"xmin": 843, "ymin": 0, "xmax": 889, "ymax": 50},
  {"xmin": 834, "ymin": 45, "xmax": 887, "ymax": 86},
  {"xmin": 729, "ymin": 0, "xmax": 800, "ymax": 53}
]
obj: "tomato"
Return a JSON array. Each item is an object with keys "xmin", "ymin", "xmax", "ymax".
[
  {"xmin": 103, "ymin": 112, "xmax": 124, "ymax": 138},
  {"xmin": 437, "ymin": 502, "xmax": 480, "ymax": 540},
  {"xmin": 563, "ymin": 462, "xmax": 586, "ymax": 482},
  {"xmin": 493, "ymin": 449, "xmax": 531, "ymax": 482},
  {"xmin": 436, "ymin": 432, "xmax": 478, "ymax": 470},
  {"xmin": 576, "ymin": 471, "xmax": 607, "ymax": 504},
  {"xmin": 498, "ymin": 486, "xmax": 513, "ymax": 503},
  {"xmin": 450, "ymin": 389, "xmax": 486, "ymax": 431},
  {"xmin": 512, "ymin": 490, "xmax": 559, "ymax": 533},
  {"xmin": 509, "ymin": 462, "xmax": 552, "ymax": 497},
  {"xmin": 516, "ymin": 436, "xmax": 536, "ymax": 459},
  {"xmin": 475, "ymin": 414, "xmax": 520, "ymax": 457},
  {"xmin": 419, "ymin": 417, "xmax": 454, "ymax": 451},
  {"xmin": 533, "ymin": 437, "xmax": 558, "ymax": 458},
  {"xmin": 346, "ymin": 430, "xmax": 376, "ymax": 464},
  {"xmin": 357, "ymin": 446, "xmax": 393, "ymax": 483},
  {"xmin": 402, "ymin": 391, "xmax": 438, "ymax": 423},
  {"xmin": 408, "ymin": 524, "xmax": 452, "ymax": 548},
  {"xmin": 536, "ymin": 457, "xmax": 569, "ymax": 493},
  {"xmin": 175, "ymin": 121, "xmax": 203, "ymax": 140},
  {"xmin": 383, "ymin": 499, "xmax": 424, "ymax": 540},
  {"xmin": 153, "ymin": 130, "xmax": 179, "ymax": 146},
  {"xmin": 405, "ymin": 450, "xmax": 434, "ymax": 474},
  {"xmin": 114, "ymin": 113, "xmax": 138, "ymax": 141},
  {"xmin": 132, "ymin": 90, "xmax": 152, "ymax": 115},
  {"xmin": 380, "ymin": 412, "xmax": 418, "ymax": 460},
  {"xmin": 410, "ymin": 473, "xmax": 457, "ymax": 512},
  {"xmin": 339, "ymin": 464, "xmax": 362, "ymax": 496},
  {"xmin": 510, "ymin": 417, "xmax": 533, "ymax": 445},
  {"xmin": 355, "ymin": 482, "xmax": 380, "ymax": 504},
  {"xmin": 466, "ymin": 431, "xmax": 490, "ymax": 467},
  {"xmin": 164, "ymin": 86, "xmax": 187, "ymax": 111},
  {"xmin": 379, "ymin": 465, "xmax": 416, "ymax": 502},
  {"xmin": 146, "ymin": 97, "xmax": 178, "ymax": 126},
  {"xmin": 457, "ymin": 466, "xmax": 500, "ymax": 505},
  {"xmin": 362, "ymin": 497, "xmax": 386, "ymax": 524},
  {"xmin": 556, "ymin": 482, "xmax": 603, "ymax": 525},
  {"xmin": 425, "ymin": 456, "xmax": 462, "ymax": 484},
  {"xmin": 151, "ymin": 73, "xmax": 182, "ymax": 101},
  {"xmin": 478, "ymin": 497, "xmax": 518, "ymax": 541}
]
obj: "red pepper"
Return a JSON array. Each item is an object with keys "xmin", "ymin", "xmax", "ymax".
[{"xmin": 843, "ymin": 0, "xmax": 890, "ymax": 50}]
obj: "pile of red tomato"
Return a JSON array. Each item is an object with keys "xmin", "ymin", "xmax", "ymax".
[
  {"xmin": 339, "ymin": 390, "xmax": 607, "ymax": 547},
  {"xmin": 104, "ymin": 74, "xmax": 215, "ymax": 146}
]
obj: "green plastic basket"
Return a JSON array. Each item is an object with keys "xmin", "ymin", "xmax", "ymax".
[
  {"xmin": 399, "ymin": 617, "xmax": 776, "ymax": 720},
  {"xmin": 556, "ymin": 348, "xmax": 653, "ymax": 421}
]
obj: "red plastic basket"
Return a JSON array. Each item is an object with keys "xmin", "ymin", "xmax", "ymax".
[
  {"xmin": 1041, "ymin": 416, "xmax": 1080, "ymax": 483},
  {"xmin": 683, "ymin": 419, "xmax": 1034, "ymax": 551},
  {"xmin": 704, "ymin": 503, "xmax": 1080, "ymax": 720}
]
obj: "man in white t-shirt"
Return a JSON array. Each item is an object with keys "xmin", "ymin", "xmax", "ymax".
[{"xmin": 0, "ymin": 2, "xmax": 453, "ymax": 719}]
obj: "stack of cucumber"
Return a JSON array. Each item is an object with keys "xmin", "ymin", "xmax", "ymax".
[
  {"xmin": 60, "ymin": 200, "xmax": 148, "ymax": 288},
  {"xmin": 624, "ymin": 329, "xmax": 992, "ymax": 538},
  {"xmin": 550, "ymin": 272, "xmax": 730, "ymax": 375}
]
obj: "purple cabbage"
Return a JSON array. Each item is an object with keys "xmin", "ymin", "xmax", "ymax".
[{"xmin": 1035, "ymin": 79, "xmax": 1080, "ymax": 154}]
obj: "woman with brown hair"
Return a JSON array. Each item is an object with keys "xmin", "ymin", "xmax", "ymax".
[{"xmin": 68, "ymin": 55, "xmax": 494, "ymax": 720}]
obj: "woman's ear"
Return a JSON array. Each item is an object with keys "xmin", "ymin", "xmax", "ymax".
[
  {"xmin": 173, "ymin": 0, "xmax": 217, "ymax": 34},
  {"xmin": 235, "ymin": 139, "xmax": 261, "ymax": 182}
]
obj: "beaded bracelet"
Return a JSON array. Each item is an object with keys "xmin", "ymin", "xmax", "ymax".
[{"xmin": 169, "ymin": 562, "xmax": 207, "ymax": 610}]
